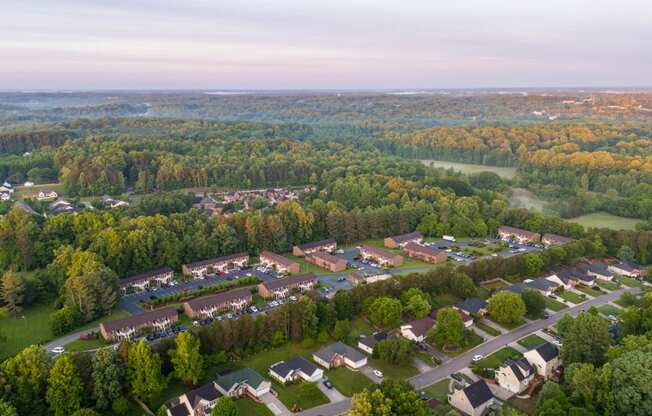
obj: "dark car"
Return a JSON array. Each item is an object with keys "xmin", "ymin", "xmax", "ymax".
[{"xmin": 323, "ymin": 379, "xmax": 333, "ymax": 389}]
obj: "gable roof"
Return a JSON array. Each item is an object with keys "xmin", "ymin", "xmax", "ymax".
[
  {"xmin": 297, "ymin": 239, "xmax": 336, "ymax": 251},
  {"xmin": 462, "ymin": 380, "xmax": 493, "ymax": 408},
  {"xmin": 260, "ymin": 251, "xmax": 297, "ymax": 267},
  {"xmin": 542, "ymin": 233, "xmax": 572, "ymax": 244},
  {"xmin": 270, "ymin": 356, "xmax": 319, "ymax": 379},
  {"xmin": 120, "ymin": 267, "xmax": 173, "ymax": 287},
  {"xmin": 531, "ymin": 342, "xmax": 559, "ymax": 362},
  {"xmin": 358, "ymin": 332, "xmax": 388, "ymax": 349},
  {"xmin": 184, "ymin": 253, "xmax": 248, "ymax": 269},
  {"xmin": 185, "ymin": 382, "xmax": 221, "ymax": 408},
  {"xmin": 404, "ymin": 242, "xmax": 444, "ymax": 257},
  {"xmin": 262, "ymin": 273, "xmax": 318, "ymax": 291},
  {"xmin": 101, "ymin": 307, "xmax": 177, "ymax": 333},
  {"xmin": 585, "ymin": 263, "xmax": 613, "ymax": 276},
  {"xmin": 388, "ymin": 231, "xmax": 423, "ymax": 244},
  {"xmin": 168, "ymin": 403, "xmax": 190, "ymax": 416},
  {"xmin": 498, "ymin": 225, "xmax": 540, "ymax": 239},
  {"xmin": 314, "ymin": 341, "xmax": 366, "ymax": 364},
  {"xmin": 503, "ymin": 358, "xmax": 533, "ymax": 381},
  {"xmin": 613, "ymin": 261, "xmax": 643, "ymax": 272},
  {"xmin": 184, "ymin": 287, "xmax": 253, "ymax": 312},
  {"xmin": 403, "ymin": 318, "xmax": 435, "ymax": 337},
  {"xmin": 528, "ymin": 277, "xmax": 558, "ymax": 291},
  {"xmin": 306, "ymin": 251, "xmax": 345, "ymax": 265},
  {"xmin": 215, "ymin": 368, "xmax": 267, "ymax": 392},
  {"xmin": 455, "ymin": 298, "xmax": 488, "ymax": 314},
  {"xmin": 360, "ymin": 245, "xmax": 400, "ymax": 260}
]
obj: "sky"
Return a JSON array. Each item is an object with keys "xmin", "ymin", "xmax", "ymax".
[{"xmin": 1, "ymin": 0, "xmax": 651, "ymax": 90}]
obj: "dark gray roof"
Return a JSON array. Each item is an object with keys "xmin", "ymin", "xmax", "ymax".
[
  {"xmin": 358, "ymin": 332, "xmax": 388, "ymax": 349},
  {"xmin": 404, "ymin": 318, "xmax": 436, "ymax": 337},
  {"xmin": 270, "ymin": 356, "xmax": 319, "ymax": 378},
  {"xmin": 388, "ymin": 231, "xmax": 423, "ymax": 244},
  {"xmin": 528, "ymin": 277, "xmax": 558, "ymax": 291},
  {"xmin": 215, "ymin": 368, "xmax": 267, "ymax": 392},
  {"xmin": 504, "ymin": 358, "xmax": 532, "ymax": 381},
  {"xmin": 185, "ymin": 287, "xmax": 253, "ymax": 312},
  {"xmin": 101, "ymin": 307, "xmax": 177, "ymax": 333},
  {"xmin": 120, "ymin": 267, "xmax": 173, "ymax": 287},
  {"xmin": 263, "ymin": 273, "xmax": 318, "ymax": 291},
  {"xmin": 532, "ymin": 342, "xmax": 559, "ymax": 362},
  {"xmin": 298, "ymin": 239, "xmax": 336, "ymax": 250},
  {"xmin": 463, "ymin": 380, "xmax": 493, "ymax": 408},
  {"xmin": 184, "ymin": 253, "xmax": 248, "ymax": 269},
  {"xmin": 455, "ymin": 298, "xmax": 488, "ymax": 314},
  {"xmin": 585, "ymin": 263, "xmax": 613, "ymax": 276},
  {"xmin": 185, "ymin": 382, "xmax": 221, "ymax": 408},
  {"xmin": 314, "ymin": 342, "xmax": 366, "ymax": 363},
  {"xmin": 614, "ymin": 261, "xmax": 643, "ymax": 272},
  {"xmin": 168, "ymin": 403, "xmax": 190, "ymax": 416}
]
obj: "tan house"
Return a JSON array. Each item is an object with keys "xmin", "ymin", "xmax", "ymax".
[
  {"xmin": 182, "ymin": 253, "xmax": 249, "ymax": 278},
  {"xmin": 259, "ymin": 251, "xmax": 300, "ymax": 274},
  {"xmin": 348, "ymin": 270, "xmax": 392, "ymax": 286},
  {"xmin": 496, "ymin": 359, "xmax": 535, "ymax": 394},
  {"xmin": 523, "ymin": 342, "xmax": 560, "ymax": 379},
  {"xmin": 384, "ymin": 231, "xmax": 423, "ymax": 248},
  {"xmin": 403, "ymin": 242, "xmax": 448, "ymax": 264},
  {"xmin": 292, "ymin": 238, "xmax": 337, "ymax": 257},
  {"xmin": 258, "ymin": 273, "xmax": 319, "ymax": 298},
  {"xmin": 119, "ymin": 267, "xmax": 174, "ymax": 294},
  {"xmin": 305, "ymin": 251, "xmax": 347, "ymax": 272},
  {"xmin": 183, "ymin": 288, "xmax": 253, "ymax": 319},
  {"xmin": 400, "ymin": 318, "xmax": 436, "ymax": 342},
  {"xmin": 448, "ymin": 380, "xmax": 495, "ymax": 416},
  {"xmin": 498, "ymin": 225, "xmax": 541, "ymax": 244},
  {"xmin": 359, "ymin": 245, "xmax": 404, "ymax": 267},
  {"xmin": 100, "ymin": 307, "xmax": 178, "ymax": 341},
  {"xmin": 542, "ymin": 233, "xmax": 572, "ymax": 246}
]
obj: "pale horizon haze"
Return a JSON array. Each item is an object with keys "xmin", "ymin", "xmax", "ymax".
[{"xmin": 2, "ymin": 0, "xmax": 651, "ymax": 90}]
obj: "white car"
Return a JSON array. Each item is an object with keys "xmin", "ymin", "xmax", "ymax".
[
  {"xmin": 51, "ymin": 346, "xmax": 65, "ymax": 355},
  {"xmin": 373, "ymin": 370, "xmax": 384, "ymax": 378},
  {"xmin": 289, "ymin": 295, "xmax": 297, "ymax": 302},
  {"xmin": 552, "ymin": 339, "xmax": 563, "ymax": 347},
  {"xmin": 472, "ymin": 354, "xmax": 484, "ymax": 362},
  {"xmin": 250, "ymin": 306, "xmax": 258, "ymax": 313}
]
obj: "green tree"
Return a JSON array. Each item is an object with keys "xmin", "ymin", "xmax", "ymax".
[
  {"xmin": 430, "ymin": 307, "xmax": 464, "ymax": 349},
  {"xmin": 351, "ymin": 388, "xmax": 393, "ymax": 416},
  {"xmin": 404, "ymin": 291, "xmax": 431, "ymax": 319},
  {"xmin": 487, "ymin": 291, "xmax": 526, "ymax": 325},
  {"xmin": 607, "ymin": 350, "xmax": 652, "ymax": 415},
  {"xmin": 332, "ymin": 319, "xmax": 351, "ymax": 342},
  {"xmin": 368, "ymin": 297, "xmax": 402, "ymax": 328},
  {"xmin": 212, "ymin": 396, "xmax": 238, "ymax": 416},
  {"xmin": 46, "ymin": 355, "xmax": 83, "ymax": 416},
  {"xmin": 128, "ymin": 340, "xmax": 166, "ymax": 403},
  {"xmin": 560, "ymin": 312, "xmax": 611, "ymax": 366},
  {"xmin": 617, "ymin": 245, "xmax": 635, "ymax": 262},
  {"xmin": 525, "ymin": 253, "xmax": 545, "ymax": 277},
  {"xmin": 111, "ymin": 397, "xmax": 130, "ymax": 415},
  {"xmin": 92, "ymin": 349, "xmax": 125, "ymax": 410},
  {"xmin": 0, "ymin": 345, "xmax": 51, "ymax": 415},
  {"xmin": 1, "ymin": 272, "xmax": 25, "ymax": 314},
  {"xmin": 379, "ymin": 379, "xmax": 427, "ymax": 416},
  {"xmin": 70, "ymin": 410, "xmax": 100, "ymax": 416},
  {"xmin": 0, "ymin": 400, "xmax": 17, "ymax": 416},
  {"xmin": 521, "ymin": 288, "xmax": 546, "ymax": 318},
  {"xmin": 373, "ymin": 338, "xmax": 413, "ymax": 365},
  {"xmin": 170, "ymin": 332, "xmax": 204, "ymax": 385}
]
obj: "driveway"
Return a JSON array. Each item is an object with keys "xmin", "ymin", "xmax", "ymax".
[
  {"xmin": 261, "ymin": 392, "xmax": 291, "ymax": 416},
  {"xmin": 409, "ymin": 286, "xmax": 639, "ymax": 390},
  {"xmin": 359, "ymin": 365, "xmax": 383, "ymax": 384},
  {"xmin": 296, "ymin": 399, "xmax": 352, "ymax": 416},
  {"xmin": 317, "ymin": 380, "xmax": 346, "ymax": 402},
  {"xmin": 412, "ymin": 357, "xmax": 433, "ymax": 374}
]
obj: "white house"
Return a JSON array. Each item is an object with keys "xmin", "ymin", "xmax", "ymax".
[
  {"xmin": 609, "ymin": 261, "xmax": 645, "ymax": 279},
  {"xmin": 269, "ymin": 356, "xmax": 323, "ymax": 384},
  {"xmin": 448, "ymin": 380, "xmax": 495, "ymax": 416},
  {"xmin": 523, "ymin": 342, "xmax": 560, "ymax": 379},
  {"xmin": 400, "ymin": 318, "xmax": 435, "ymax": 342},
  {"xmin": 313, "ymin": 342, "xmax": 367, "ymax": 370},
  {"xmin": 0, "ymin": 193, "xmax": 10, "ymax": 201},
  {"xmin": 584, "ymin": 264, "xmax": 614, "ymax": 281},
  {"xmin": 357, "ymin": 332, "xmax": 388, "ymax": 354},
  {"xmin": 496, "ymin": 359, "xmax": 534, "ymax": 394}
]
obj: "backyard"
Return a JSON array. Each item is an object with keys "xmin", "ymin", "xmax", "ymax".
[{"xmin": 420, "ymin": 379, "xmax": 452, "ymax": 401}]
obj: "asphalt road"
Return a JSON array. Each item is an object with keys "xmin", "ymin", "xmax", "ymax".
[{"xmin": 409, "ymin": 286, "xmax": 639, "ymax": 389}]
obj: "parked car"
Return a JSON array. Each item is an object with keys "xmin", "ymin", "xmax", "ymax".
[
  {"xmin": 373, "ymin": 370, "xmax": 384, "ymax": 378},
  {"xmin": 289, "ymin": 295, "xmax": 297, "ymax": 302},
  {"xmin": 472, "ymin": 354, "xmax": 484, "ymax": 362},
  {"xmin": 323, "ymin": 379, "xmax": 333, "ymax": 389},
  {"xmin": 337, "ymin": 276, "xmax": 346, "ymax": 282},
  {"xmin": 50, "ymin": 346, "xmax": 65, "ymax": 355}
]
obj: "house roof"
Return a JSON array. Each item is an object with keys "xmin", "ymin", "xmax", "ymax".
[
  {"xmin": 504, "ymin": 358, "xmax": 533, "ymax": 382},
  {"xmin": 498, "ymin": 225, "xmax": 540, "ymax": 239},
  {"xmin": 184, "ymin": 253, "xmax": 248, "ymax": 269},
  {"xmin": 360, "ymin": 245, "xmax": 400, "ymax": 260},
  {"xmin": 404, "ymin": 242, "xmax": 445, "ymax": 257},
  {"xmin": 184, "ymin": 287, "xmax": 253, "ymax": 312},
  {"xmin": 585, "ymin": 263, "xmax": 613, "ymax": 276},
  {"xmin": 185, "ymin": 382, "xmax": 221, "ymax": 408},
  {"xmin": 403, "ymin": 318, "xmax": 436, "ymax": 337},
  {"xmin": 553, "ymin": 271, "xmax": 579, "ymax": 285},
  {"xmin": 306, "ymin": 251, "xmax": 345, "ymax": 265},
  {"xmin": 297, "ymin": 239, "xmax": 336, "ymax": 251},
  {"xmin": 462, "ymin": 380, "xmax": 494, "ymax": 408},
  {"xmin": 388, "ymin": 231, "xmax": 423, "ymax": 244},
  {"xmin": 358, "ymin": 332, "xmax": 388, "ymax": 349},
  {"xmin": 168, "ymin": 403, "xmax": 190, "ymax": 416},
  {"xmin": 614, "ymin": 261, "xmax": 643, "ymax": 272},
  {"xmin": 455, "ymin": 298, "xmax": 488, "ymax": 314},
  {"xmin": 12, "ymin": 201, "xmax": 40, "ymax": 216},
  {"xmin": 270, "ymin": 356, "xmax": 319, "ymax": 379},
  {"xmin": 314, "ymin": 342, "xmax": 366, "ymax": 364},
  {"xmin": 101, "ymin": 307, "xmax": 177, "ymax": 333},
  {"xmin": 120, "ymin": 267, "xmax": 174, "ymax": 287},
  {"xmin": 262, "ymin": 273, "xmax": 318, "ymax": 291},
  {"xmin": 260, "ymin": 251, "xmax": 298, "ymax": 267},
  {"xmin": 528, "ymin": 277, "xmax": 559, "ymax": 291},
  {"xmin": 215, "ymin": 368, "xmax": 267, "ymax": 392},
  {"xmin": 531, "ymin": 342, "xmax": 559, "ymax": 362}
]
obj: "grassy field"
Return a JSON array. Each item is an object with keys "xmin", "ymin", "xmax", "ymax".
[
  {"xmin": 420, "ymin": 379, "xmax": 451, "ymax": 401},
  {"xmin": 369, "ymin": 357, "xmax": 419, "ymax": 379},
  {"xmin": 597, "ymin": 280, "xmax": 621, "ymax": 291},
  {"xmin": 0, "ymin": 303, "xmax": 129, "ymax": 359},
  {"xmin": 326, "ymin": 367, "xmax": 375, "ymax": 396},
  {"xmin": 509, "ymin": 188, "xmax": 547, "ymax": 212},
  {"xmin": 617, "ymin": 276, "xmax": 646, "ymax": 288},
  {"xmin": 517, "ymin": 334, "xmax": 546, "ymax": 349},
  {"xmin": 65, "ymin": 338, "xmax": 109, "ymax": 352},
  {"xmin": 598, "ymin": 304, "xmax": 623, "ymax": 317},
  {"xmin": 568, "ymin": 212, "xmax": 644, "ymax": 231},
  {"xmin": 13, "ymin": 182, "xmax": 65, "ymax": 200},
  {"xmin": 557, "ymin": 290, "xmax": 586, "ymax": 304},
  {"xmin": 575, "ymin": 284, "xmax": 604, "ymax": 297},
  {"xmin": 475, "ymin": 321, "xmax": 501, "ymax": 336},
  {"xmin": 545, "ymin": 297, "xmax": 568, "ymax": 311},
  {"xmin": 235, "ymin": 399, "xmax": 273, "ymax": 416},
  {"xmin": 473, "ymin": 347, "xmax": 522, "ymax": 370},
  {"xmin": 348, "ymin": 317, "xmax": 375, "ymax": 340},
  {"xmin": 422, "ymin": 160, "xmax": 517, "ymax": 179}
]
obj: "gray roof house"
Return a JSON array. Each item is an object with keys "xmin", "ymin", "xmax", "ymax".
[{"xmin": 313, "ymin": 342, "xmax": 367, "ymax": 370}]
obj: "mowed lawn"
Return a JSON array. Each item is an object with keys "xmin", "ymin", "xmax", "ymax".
[
  {"xmin": 517, "ymin": 334, "xmax": 546, "ymax": 349},
  {"xmin": 368, "ymin": 357, "xmax": 419, "ymax": 379},
  {"xmin": 557, "ymin": 290, "xmax": 586, "ymax": 304},
  {"xmin": 574, "ymin": 284, "xmax": 604, "ymax": 297},
  {"xmin": 545, "ymin": 297, "xmax": 568, "ymax": 312},
  {"xmin": 473, "ymin": 347, "xmax": 522, "ymax": 370},
  {"xmin": 597, "ymin": 280, "xmax": 621, "ymax": 291},
  {"xmin": 475, "ymin": 321, "xmax": 501, "ymax": 336},
  {"xmin": 598, "ymin": 304, "xmax": 623, "ymax": 317},
  {"xmin": 235, "ymin": 399, "xmax": 273, "ymax": 416},
  {"xmin": 0, "ymin": 304, "xmax": 130, "ymax": 359},
  {"xmin": 326, "ymin": 367, "xmax": 375, "ymax": 396},
  {"xmin": 617, "ymin": 276, "xmax": 646, "ymax": 289},
  {"xmin": 420, "ymin": 379, "xmax": 451, "ymax": 401}
]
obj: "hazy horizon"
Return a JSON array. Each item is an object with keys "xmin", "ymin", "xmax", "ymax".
[{"xmin": 3, "ymin": 0, "xmax": 651, "ymax": 90}]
